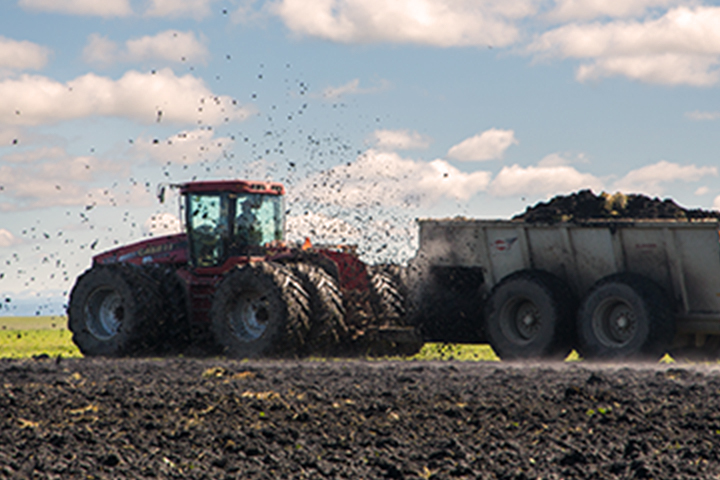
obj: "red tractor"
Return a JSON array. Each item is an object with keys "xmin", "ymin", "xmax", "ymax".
[{"xmin": 67, "ymin": 180, "xmax": 419, "ymax": 358}]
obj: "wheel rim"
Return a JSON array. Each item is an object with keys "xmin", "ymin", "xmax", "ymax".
[
  {"xmin": 228, "ymin": 292, "xmax": 270, "ymax": 342},
  {"xmin": 85, "ymin": 287, "xmax": 124, "ymax": 340},
  {"xmin": 592, "ymin": 297, "xmax": 636, "ymax": 347},
  {"xmin": 500, "ymin": 298, "xmax": 541, "ymax": 343}
]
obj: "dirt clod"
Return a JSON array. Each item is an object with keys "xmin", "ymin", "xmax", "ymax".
[{"xmin": 2, "ymin": 357, "xmax": 720, "ymax": 479}]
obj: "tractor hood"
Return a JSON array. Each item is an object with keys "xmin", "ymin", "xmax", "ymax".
[{"xmin": 93, "ymin": 233, "xmax": 188, "ymax": 266}]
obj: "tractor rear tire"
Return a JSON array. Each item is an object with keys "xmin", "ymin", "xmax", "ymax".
[
  {"xmin": 368, "ymin": 264, "xmax": 408, "ymax": 326},
  {"xmin": 68, "ymin": 264, "xmax": 166, "ymax": 357},
  {"xmin": 484, "ymin": 270, "xmax": 576, "ymax": 360},
  {"xmin": 210, "ymin": 262, "xmax": 311, "ymax": 358},
  {"xmin": 577, "ymin": 273, "xmax": 674, "ymax": 360},
  {"xmin": 289, "ymin": 262, "xmax": 348, "ymax": 355}
]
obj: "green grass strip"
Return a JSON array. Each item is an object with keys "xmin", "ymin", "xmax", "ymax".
[
  {"xmin": 0, "ymin": 329, "xmax": 81, "ymax": 359},
  {"xmin": 0, "ymin": 315, "xmax": 67, "ymax": 331}
]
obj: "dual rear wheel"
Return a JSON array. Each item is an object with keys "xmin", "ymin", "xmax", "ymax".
[
  {"xmin": 212, "ymin": 261, "xmax": 416, "ymax": 358},
  {"xmin": 211, "ymin": 260, "xmax": 358, "ymax": 358},
  {"xmin": 485, "ymin": 270, "xmax": 675, "ymax": 361},
  {"xmin": 210, "ymin": 262, "xmax": 312, "ymax": 358}
]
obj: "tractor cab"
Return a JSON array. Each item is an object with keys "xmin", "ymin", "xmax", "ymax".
[{"xmin": 180, "ymin": 181, "xmax": 286, "ymax": 268}]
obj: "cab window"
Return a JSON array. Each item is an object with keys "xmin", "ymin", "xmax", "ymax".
[
  {"xmin": 234, "ymin": 193, "xmax": 284, "ymax": 247},
  {"xmin": 187, "ymin": 194, "xmax": 227, "ymax": 267}
]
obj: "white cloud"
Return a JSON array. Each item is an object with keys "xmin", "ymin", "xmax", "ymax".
[
  {"xmin": 322, "ymin": 79, "xmax": 361, "ymax": 99},
  {"xmin": 0, "ymin": 127, "xmax": 25, "ymax": 146},
  {"xmin": 131, "ymin": 128, "xmax": 235, "ymax": 165},
  {"xmin": 231, "ymin": 0, "xmax": 270, "ymax": 24},
  {"xmin": 537, "ymin": 153, "xmax": 568, "ymax": 167},
  {"xmin": 536, "ymin": 152, "xmax": 589, "ymax": 167},
  {"xmin": 271, "ymin": 0, "xmax": 535, "ymax": 47},
  {"xmin": 0, "ymin": 147, "xmax": 132, "ymax": 211},
  {"xmin": 143, "ymin": 212, "xmax": 182, "ymax": 236},
  {"xmin": 84, "ymin": 31, "xmax": 209, "ymax": 66},
  {"xmin": 447, "ymin": 128, "xmax": 518, "ymax": 162},
  {"xmin": 369, "ymin": 129, "xmax": 430, "ymax": 151},
  {"xmin": 695, "ymin": 186, "xmax": 709, "ymax": 195},
  {"xmin": 0, "ymin": 36, "xmax": 50, "ymax": 71},
  {"xmin": 576, "ymin": 54, "xmax": 719, "ymax": 86},
  {"xmin": 489, "ymin": 164, "xmax": 603, "ymax": 197},
  {"xmin": 82, "ymin": 35, "xmax": 118, "ymax": 65},
  {"xmin": 613, "ymin": 160, "xmax": 717, "ymax": 194},
  {"xmin": 546, "ymin": 0, "xmax": 684, "ymax": 22},
  {"xmin": 685, "ymin": 110, "xmax": 720, "ymax": 121},
  {"xmin": 0, "ymin": 68, "xmax": 252, "ymax": 126},
  {"xmin": 295, "ymin": 149, "xmax": 491, "ymax": 209},
  {"xmin": 19, "ymin": 0, "xmax": 132, "ymax": 17},
  {"xmin": 285, "ymin": 211, "xmax": 416, "ymax": 262},
  {"xmin": 0, "ymin": 229, "xmax": 20, "ymax": 248},
  {"xmin": 144, "ymin": 0, "xmax": 218, "ymax": 19},
  {"xmin": 286, "ymin": 212, "xmax": 360, "ymax": 244},
  {"xmin": 528, "ymin": 6, "xmax": 720, "ymax": 86},
  {"xmin": 320, "ymin": 78, "xmax": 390, "ymax": 99},
  {"xmin": 714, "ymin": 195, "xmax": 720, "ymax": 211}
]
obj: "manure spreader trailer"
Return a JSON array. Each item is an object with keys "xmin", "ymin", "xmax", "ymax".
[{"xmin": 410, "ymin": 218, "xmax": 720, "ymax": 360}]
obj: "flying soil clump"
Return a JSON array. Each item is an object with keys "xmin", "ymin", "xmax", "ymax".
[{"xmin": 514, "ymin": 190, "xmax": 720, "ymax": 223}]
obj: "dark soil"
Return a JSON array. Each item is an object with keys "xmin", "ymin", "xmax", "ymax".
[
  {"xmin": 514, "ymin": 190, "xmax": 720, "ymax": 223},
  {"xmin": 3, "ymin": 357, "xmax": 720, "ymax": 479}
]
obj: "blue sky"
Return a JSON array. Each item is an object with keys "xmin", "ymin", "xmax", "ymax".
[{"xmin": 1, "ymin": 0, "xmax": 720, "ymax": 315}]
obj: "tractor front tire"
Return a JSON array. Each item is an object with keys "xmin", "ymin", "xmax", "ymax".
[
  {"xmin": 68, "ymin": 264, "xmax": 165, "ymax": 357},
  {"xmin": 210, "ymin": 262, "xmax": 311, "ymax": 358}
]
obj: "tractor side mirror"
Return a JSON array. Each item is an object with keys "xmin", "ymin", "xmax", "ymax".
[{"xmin": 157, "ymin": 185, "xmax": 166, "ymax": 204}]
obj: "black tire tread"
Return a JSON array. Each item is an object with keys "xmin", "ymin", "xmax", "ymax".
[
  {"xmin": 577, "ymin": 272, "xmax": 674, "ymax": 360},
  {"xmin": 368, "ymin": 264, "xmax": 408, "ymax": 326},
  {"xmin": 288, "ymin": 262, "xmax": 348, "ymax": 354},
  {"xmin": 68, "ymin": 264, "xmax": 167, "ymax": 357},
  {"xmin": 484, "ymin": 269, "xmax": 576, "ymax": 360},
  {"xmin": 139, "ymin": 264, "xmax": 192, "ymax": 355},
  {"xmin": 210, "ymin": 262, "xmax": 311, "ymax": 358}
]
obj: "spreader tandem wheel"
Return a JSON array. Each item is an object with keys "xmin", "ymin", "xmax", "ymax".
[
  {"xmin": 210, "ymin": 262, "xmax": 311, "ymax": 358},
  {"xmin": 484, "ymin": 270, "xmax": 576, "ymax": 360},
  {"xmin": 577, "ymin": 273, "xmax": 675, "ymax": 360}
]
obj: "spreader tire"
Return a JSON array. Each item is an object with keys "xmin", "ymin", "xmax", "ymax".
[
  {"xmin": 210, "ymin": 262, "xmax": 311, "ymax": 358},
  {"xmin": 485, "ymin": 270, "xmax": 576, "ymax": 360},
  {"xmin": 68, "ymin": 264, "xmax": 166, "ymax": 357},
  {"xmin": 577, "ymin": 273, "xmax": 674, "ymax": 360}
]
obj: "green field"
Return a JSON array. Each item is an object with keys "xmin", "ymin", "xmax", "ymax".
[
  {"xmin": 0, "ymin": 316, "xmax": 636, "ymax": 362},
  {"xmin": 0, "ymin": 316, "xmax": 82, "ymax": 358},
  {"xmin": 0, "ymin": 316, "xmax": 502, "ymax": 360},
  {"xmin": 0, "ymin": 315, "xmax": 67, "ymax": 331}
]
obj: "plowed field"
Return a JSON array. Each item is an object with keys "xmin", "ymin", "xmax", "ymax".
[{"xmin": 2, "ymin": 357, "xmax": 720, "ymax": 479}]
